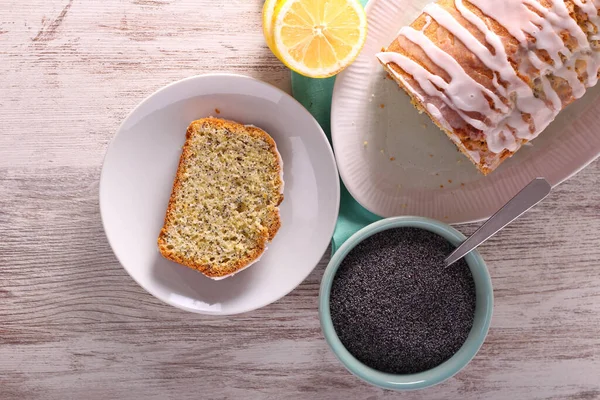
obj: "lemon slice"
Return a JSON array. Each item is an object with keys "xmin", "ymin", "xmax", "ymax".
[
  {"xmin": 272, "ymin": 0, "xmax": 367, "ymax": 78},
  {"xmin": 262, "ymin": 0, "xmax": 279, "ymax": 56}
]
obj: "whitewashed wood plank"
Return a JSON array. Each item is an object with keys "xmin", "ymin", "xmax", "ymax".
[{"xmin": 1, "ymin": 1, "xmax": 600, "ymax": 399}]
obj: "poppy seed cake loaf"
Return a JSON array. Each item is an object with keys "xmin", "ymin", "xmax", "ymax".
[
  {"xmin": 158, "ymin": 117, "xmax": 284, "ymax": 279},
  {"xmin": 377, "ymin": 0, "xmax": 600, "ymax": 174}
]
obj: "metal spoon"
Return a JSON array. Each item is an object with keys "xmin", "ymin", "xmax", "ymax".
[{"xmin": 444, "ymin": 177, "xmax": 552, "ymax": 267}]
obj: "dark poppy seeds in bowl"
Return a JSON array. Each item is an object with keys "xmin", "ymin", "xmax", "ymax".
[{"xmin": 329, "ymin": 227, "xmax": 476, "ymax": 375}]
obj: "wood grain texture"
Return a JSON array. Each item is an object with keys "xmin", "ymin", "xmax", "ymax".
[{"xmin": 1, "ymin": 1, "xmax": 599, "ymax": 399}]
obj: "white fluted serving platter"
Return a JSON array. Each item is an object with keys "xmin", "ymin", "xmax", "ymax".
[{"xmin": 331, "ymin": 0, "xmax": 600, "ymax": 223}]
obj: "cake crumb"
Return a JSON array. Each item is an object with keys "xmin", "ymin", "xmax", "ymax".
[
  {"xmin": 440, "ymin": 184, "xmax": 444, "ymax": 188},
  {"xmin": 429, "ymin": 154, "xmax": 434, "ymax": 158},
  {"xmin": 390, "ymin": 157, "xmax": 395, "ymax": 161},
  {"xmin": 215, "ymin": 108, "xmax": 221, "ymax": 114},
  {"xmin": 363, "ymin": 141, "xmax": 368, "ymax": 147},
  {"xmin": 461, "ymin": 183, "xmax": 465, "ymax": 187},
  {"xmin": 448, "ymin": 179, "xmax": 452, "ymax": 183},
  {"xmin": 444, "ymin": 215, "xmax": 449, "ymax": 219},
  {"xmin": 420, "ymin": 123, "xmax": 427, "ymax": 129},
  {"xmin": 435, "ymin": 173, "xmax": 439, "ymax": 176},
  {"xmin": 380, "ymin": 104, "xmax": 385, "ymax": 109},
  {"xmin": 380, "ymin": 149, "xmax": 384, "ymax": 154},
  {"xmin": 457, "ymin": 159, "xmax": 463, "ymax": 164},
  {"xmin": 402, "ymin": 203, "xmax": 407, "ymax": 208}
]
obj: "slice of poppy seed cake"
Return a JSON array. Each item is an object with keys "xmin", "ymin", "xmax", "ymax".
[{"xmin": 158, "ymin": 117, "xmax": 284, "ymax": 279}]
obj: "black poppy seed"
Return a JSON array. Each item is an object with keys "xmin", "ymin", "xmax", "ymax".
[{"xmin": 329, "ymin": 227, "xmax": 476, "ymax": 375}]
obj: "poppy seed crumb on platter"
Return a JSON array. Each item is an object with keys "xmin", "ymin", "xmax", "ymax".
[{"xmin": 329, "ymin": 228, "xmax": 476, "ymax": 375}]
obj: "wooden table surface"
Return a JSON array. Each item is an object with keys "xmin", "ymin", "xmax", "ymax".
[{"xmin": 1, "ymin": 1, "xmax": 600, "ymax": 399}]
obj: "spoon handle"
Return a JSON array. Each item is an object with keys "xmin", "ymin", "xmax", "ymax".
[{"xmin": 444, "ymin": 177, "xmax": 552, "ymax": 267}]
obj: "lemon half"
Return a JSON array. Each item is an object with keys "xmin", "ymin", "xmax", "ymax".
[
  {"xmin": 262, "ymin": 0, "xmax": 279, "ymax": 56},
  {"xmin": 271, "ymin": 0, "xmax": 367, "ymax": 78}
]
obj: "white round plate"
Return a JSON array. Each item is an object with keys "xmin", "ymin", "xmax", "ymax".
[
  {"xmin": 100, "ymin": 74, "xmax": 340, "ymax": 315},
  {"xmin": 332, "ymin": 0, "xmax": 600, "ymax": 223}
]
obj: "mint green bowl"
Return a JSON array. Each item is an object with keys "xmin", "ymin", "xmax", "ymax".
[{"xmin": 319, "ymin": 216, "xmax": 493, "ymax": 391}]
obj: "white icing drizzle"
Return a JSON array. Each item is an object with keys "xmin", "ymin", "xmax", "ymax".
[
  {"xmin": 587, "ymin": 54, "xmax": 600, "ymax": 86},
  {"xmin": 400, "ymin": 26, "xmax": 508, "ymax": 113},
  {"xmin": 378, "ymin": 51, "xmax": 490, "ymax": 130},
  {"xmin": 423, "ymin": 15, "xmax": 433, "ymax": 31},
  {"xmin": 377, "ymin": 0, "xmax": 600, "ymax": 158},
  {"xmin": 426, "ymin": 103, "xmax": 452, "ymax": 130},
  {"xmin": 467, "ymin": 148, "xmax": 482, "ymax": 163},
  {"xmin": 540, "ymin": 75, "xmax": 562, "ymax": 111},
  {"xmin": 422, "ymin": 2, "xmax": 539, "ymax": 143},
  {"xmin": 470, "ymin": 0, "xmax": 569, "ymax": 67},
  {"xmin": 572, "ymin": 0, "xmax": 600, "ymax": 39}
]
